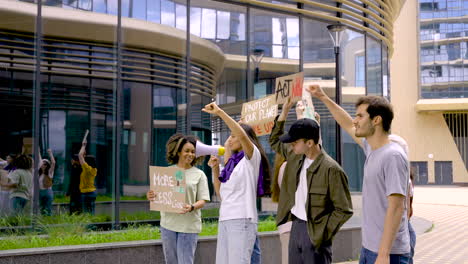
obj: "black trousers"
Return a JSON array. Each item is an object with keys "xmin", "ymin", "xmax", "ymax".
[{"xmin": 288, "ymin": 218, "xmax": 332, "ymax": 264}]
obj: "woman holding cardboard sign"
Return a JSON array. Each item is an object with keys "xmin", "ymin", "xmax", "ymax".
[
  {"xmin": 203, "ymin": 102, "xmax": 271, "ymax": 264},
  {"xmin": 147, "ymin": 133, "xmax": 210, "ymax": 264}
]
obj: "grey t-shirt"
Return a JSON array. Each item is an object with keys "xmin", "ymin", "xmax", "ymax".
[{"xmin": 361, "ymin": 139, "xmax": 410, "ymax": 254}]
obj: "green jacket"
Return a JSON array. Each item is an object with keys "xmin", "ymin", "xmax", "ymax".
[{"xmin": 270, "ymin": 118, "xmax": 353, "ymax": 249}]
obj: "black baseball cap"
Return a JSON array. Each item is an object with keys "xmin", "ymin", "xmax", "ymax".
[{"xmin": 279, "ymin": 118, "xmax": 320, "ymax": 143}]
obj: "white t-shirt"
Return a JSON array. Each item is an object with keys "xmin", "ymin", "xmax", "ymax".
[
  {"xmin": 219, "ymin": 145, "xmax": 261, "ymax": 223},
  {"xmin": 291, "ymin": 158, "xmax": 314, "ymax": 221}
]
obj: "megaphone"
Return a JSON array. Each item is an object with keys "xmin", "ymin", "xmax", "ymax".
[{"xmin": 195, "ymin": 141, "xmax": 225, "ymax": 157}]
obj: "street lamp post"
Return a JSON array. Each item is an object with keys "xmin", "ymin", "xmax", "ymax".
[
  {"xmin": 251, "ymin": 48, "xmax": 264, "ymax": 84},
  {"xmin": 327, "ymin": 24, "xmax": 346, "ymax": 165},
  {"xmin": 251, "ymin": 48, "xmax": 264, "ymax": 212}
]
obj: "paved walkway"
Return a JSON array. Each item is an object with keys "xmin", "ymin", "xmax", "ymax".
[{"xmin": 337, "ymin": 186, "xmax": 468, "ymax": 264}]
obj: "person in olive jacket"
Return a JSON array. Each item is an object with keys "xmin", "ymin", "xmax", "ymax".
[{"xmin": 270, "ymin": 97, "xmax": 353, "ymax": 264}]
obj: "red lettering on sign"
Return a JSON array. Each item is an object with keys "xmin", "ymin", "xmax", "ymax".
[{"xmin": 292, "ymin": 76, "xmax": 303, "ymax": 98}]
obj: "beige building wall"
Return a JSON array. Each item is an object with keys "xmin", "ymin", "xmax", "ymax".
[{"xmin": 391, "ymin": 0, "xmax": 468, "ymax": 183}]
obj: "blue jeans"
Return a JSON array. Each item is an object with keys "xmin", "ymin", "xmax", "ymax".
[
  {"xmin": 251, "ymin": 236, "xmax": 262, "ymax": 264},
  {"xmin": 39, "ymin": 189, "xmax": 54, "ymax": 216},
  {"xmin": 160, "ymin": 226, "xmax": 198, "ymax": 264},
  {"xmin": 216, "ymin": 218, "xmax": 257, "ymax": 264},
  {"xmin": 81, "ymin": 191, "xmax": 97, "ymax": 215},
  {"xmin": 408, "ymin": 222, "xmax": 416, "ymax": 264},
  {"xmin": 359, "ymin": 247, "xmax": 410, "ymax": 264},
  {"xmin": 10, "ymin": 197, "xmax": 28, "ymax": 215}
]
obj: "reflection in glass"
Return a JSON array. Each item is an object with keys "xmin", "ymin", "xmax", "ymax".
[
  {"xmin": 176, "ymin": 4, "xmax": 187, "ymax": 31},
  {"xmin": 367, "ymin": 36, "xmax": 383, "ymax": 95},
  {"xmin": 132, "ymin": 0, "xmax": 147, "ymax": 20},
  {"xmin": 147, "ymin": 0, "xmax": 161, "ymax": 23},
  {"xmin": 217, "ymin": 11, "xmax": 230, "ymax": 39},
  {"xmin": 78, "ymin": 0, "xmax": 92, "ymax": 10},
  {"xmin": 107, "ymin": 0, "xmax": 118, "ymax": 15},
  {"xmin": 201, "ymin": 9, "xmax": 216, "ymax": 39},
  {"xmin": 161, "ymin": 0, "xmax": 175, "ymax": 27},
  {"xmin": 190, "ymin": 7, "xmax": 202, "ymax": 37},
  {"xmin": 93, "ymin": 0, "xmax": 106, "ymax": 13}
]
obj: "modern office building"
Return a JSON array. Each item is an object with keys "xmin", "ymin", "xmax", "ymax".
[
  {"xmin": 0, "ymin": 0, "xmax": 404, "ymax": 228},
  {"xmin": 390, "ymin": 0, "xmax": 467, "ymax": 186}
]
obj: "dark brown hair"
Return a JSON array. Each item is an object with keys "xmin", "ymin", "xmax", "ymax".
[
  {"xmin": 13, "ymin": 154, "xmax": 32, "ymax": 170},
  {"xmin": 165, "ymin": 133, "xmax": 203, "ymax": 166},
  {"xmin": 356, "ymin": 96, "xmax": 394, "ymax": 133},
  {"xmin": 39, "ymin": 160, "xmax": 51, "ymax": 176},
  {"xmin": 240, "ymin": 123, "xmax": 271, "ymax": 195},
  {"xmin": 271, "ymin": 154, "xmax": 286, "ymax": 203}
]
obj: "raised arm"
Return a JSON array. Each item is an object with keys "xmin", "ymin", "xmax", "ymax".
[
  {"xmin": 269, "ymin": 97, "xmax": 294, "ymax": 158},
  {"xmin": 307, "ymin": 85, "xmax": 363, "ymax": 147},
  {"xmin": 47, "ymin": 149, "xmax": 56, "ymax": 176},
  {"xmin": 202, "ymin": 102, "xmax": 254, "ymax": 159},
  {"xmin": 78, "ymin": 142, "xmax": 87, "ymax": 165}
]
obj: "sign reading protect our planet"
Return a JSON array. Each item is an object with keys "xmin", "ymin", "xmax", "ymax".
[
  {"xmin": 241, "ymin": 94, "xmax": 278, "ymax": 136},
  {"xmin": 149, "ymin": 166, "xmax": 186, "ymax": 213}
]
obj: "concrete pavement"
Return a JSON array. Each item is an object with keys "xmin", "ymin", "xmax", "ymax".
[{"xmin": 336, "ymin": 186, "xmax": 468, "ymax": 264}]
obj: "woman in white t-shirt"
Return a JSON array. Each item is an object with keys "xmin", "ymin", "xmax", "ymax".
[
  {"xmin": 146, "ymin": 134, "xmax": 210, "ymax": 264},
  {"xmin": 203, "ymin": 102, "xmax": 271, "ymax": 264},
  {"xmin": 38, "ymin": 149, "xmax": 56, "ymax": 216}
]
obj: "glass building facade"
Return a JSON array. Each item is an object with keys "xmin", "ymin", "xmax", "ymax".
[
  {"xmin": 0, "ymin": 0, "xmax": 390, "ymax": 230},
  {"xmin": 420, "ymin": 0, "xmax": 468, "ymax": 98}
]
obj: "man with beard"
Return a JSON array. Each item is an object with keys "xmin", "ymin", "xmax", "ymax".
[{"xmin": 307, "ymin": 85, "xmax": 410, "ymax": 264}]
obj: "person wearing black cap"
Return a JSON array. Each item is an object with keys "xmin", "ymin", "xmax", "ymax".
[{"xmin": 270, "ymin": 97, "xmax": 353, "ymax": 264}]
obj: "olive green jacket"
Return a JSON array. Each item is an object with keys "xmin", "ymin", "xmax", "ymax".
[{"xmin": 270, "ymin": 118, "xmax": 353, "ymax": 249}]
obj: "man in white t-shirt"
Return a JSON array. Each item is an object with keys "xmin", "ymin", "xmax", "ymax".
[
  {"xmin": 270, "ymin": 97, "xmax": 353, "ymax": 264},
  {"xmin": 308, "ymin": 85, "xmax": 411, "ymax": 264}
]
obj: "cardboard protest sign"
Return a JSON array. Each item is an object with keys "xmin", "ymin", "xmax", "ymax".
[
  {"xmin": 275, "ymin": 72, "xmax": 304, "ymax": 104},
  {"xmin": 241, "ymin": 94, "xmax": 278, "ymax": 136},
  {"xmin": 149, "ymin": 166, "xmax": 186, "ymax": 213},
  {"xmin": 301, "ymin": 87, "xmax": 316, "ymax": 121}
]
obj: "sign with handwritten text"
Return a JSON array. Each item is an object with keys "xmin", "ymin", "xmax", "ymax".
[
  {"xmin": 275, "ymin": 72, "xmax": 304, "ymax": 104},
  {"xmin": 149, "ymin": 166, "xmax": 186, "ymax": 213},
  {"xmin": 241, "ymin": 95, "xmax": 278, "ymax": 136}
]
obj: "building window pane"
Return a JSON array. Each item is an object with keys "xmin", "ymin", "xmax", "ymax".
[
  {"xmin": 201, "ymin": 9, "xmax": 216, "ymax": 39},
  {"xmin": 217, "ymin": 11, "xmax": 230, "ymax": 40},
  {"xmin": 93, "ymin": 0, "xmax": 106, "ymax": 13},
  {"xmin": 190, "ymin": 7, "xmax": 201, "ymax": 37},
  {"xmin": 132, "ymin": 0, "xmax": 147, "ymax": 20},
  {"xmin": 147, "ymin": 0, "xmax": 161, "ymax": 23},
  {"xmin": 161, "ymin": 0, "xmax": 175, "ymax": 27},
  {"xmin": 78, "ymin": 0, "xmax": 92, "ymax": 10},
  {"xmin": 176, "ymin": 4, "xmax": 187, "ymax": 31}
]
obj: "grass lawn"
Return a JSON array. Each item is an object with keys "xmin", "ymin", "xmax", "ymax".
[{"xmin": 0, "ymin": 216, "xmax": 277, "ymax": 250}]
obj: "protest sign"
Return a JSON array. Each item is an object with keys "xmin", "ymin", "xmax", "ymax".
[
  {"xmin": 241, "ymin": 94, "xmax": 278, "ymax": 136},
  {"xmin": 275, "ymin": 72, "xmax": 304, "ymax": 104},
  {"xmin": 149, "ymin": 166, "xmax": 186, "ymax": 213},
  {"xmin": 301, "ymin": 87, "xmax": 316, "ymax": 121}
]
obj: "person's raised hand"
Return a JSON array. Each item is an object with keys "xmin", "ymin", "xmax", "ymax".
[
  {"xmin": 314, "ymin": 112, "xmax": 321, "ymax": 123},
  {"xmin": 306, "ymin": 84, "xmax": 326, "ymax": 99},
  {"xmin": 208, "ymin": 156, "xmax": 220, "ymax": 168},
  {"xmin": 202, "ymin": 102, "xmax": 221, "ymax": 115},
  {"xmin": 283, "ymin": 96, "xmax": 294, "ymax": 112}
]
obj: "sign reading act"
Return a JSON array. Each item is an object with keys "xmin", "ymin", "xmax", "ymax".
[
  {"xmin": 149, "ymin": 166, "xmax": 186, "ymax": 213},
  {"xmin": 275, "ymin": 72, "xmax": 304, "ymax": 104}
]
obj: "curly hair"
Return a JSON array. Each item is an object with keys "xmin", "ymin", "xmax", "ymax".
[
  {"xmin": 13, "ymin": 154, "xmax": 32, "ymax": 170},
  {"xmin": 165, "ymin": 133, "xmax": 204, "ymax": 166}
]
